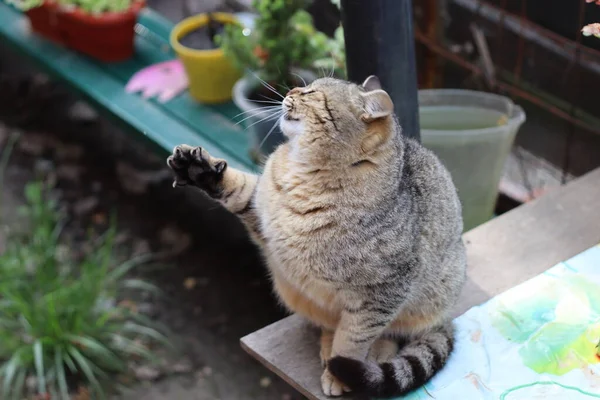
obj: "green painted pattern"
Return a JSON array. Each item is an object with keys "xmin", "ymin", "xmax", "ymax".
[
  {"xmin": 490, "ymin": 271, "xmax": 600, "ymax": 376},
  {"xmin": 500, "ymin": 381, "xmax": 600, "ymax": 399},
  {"xmin": 0, "ymin": 3, "xmax": 258, "ymax": 173}
]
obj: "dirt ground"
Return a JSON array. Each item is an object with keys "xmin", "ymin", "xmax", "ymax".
[
  {"xmin": 0, "ymin": 62, "xmax": 302, "ymax": 400},
  {"xmin": 0, "ymin": 1, "xmax": 340, "ymax": 397}
]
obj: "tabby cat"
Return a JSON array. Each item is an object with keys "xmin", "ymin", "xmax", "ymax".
[{"xmin": 167, "ymin": 76, "xmax": 467, "ymax": 398}]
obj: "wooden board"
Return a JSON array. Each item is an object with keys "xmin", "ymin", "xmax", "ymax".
[
  {"xmin": 0, "ymin": 4, "xmax": 258, "ymax": 173},
  {"xmin": 241, "ymin": 167, "xmax": 600, "ymax": 400}
]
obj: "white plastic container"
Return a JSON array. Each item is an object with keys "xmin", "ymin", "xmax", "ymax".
[{"xmin": 419, "ymin": 89, "xmax": 526, "ymax": 231}]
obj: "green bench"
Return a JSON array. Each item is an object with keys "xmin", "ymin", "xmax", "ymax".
[{"xmin": 0, "ymin": 3, "xmax": 258, "ymax": 173}]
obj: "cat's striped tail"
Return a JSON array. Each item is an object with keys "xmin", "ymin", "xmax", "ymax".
[{"xmin": 328, "ymin": 323, "xmax": 454, "ymax": 398}]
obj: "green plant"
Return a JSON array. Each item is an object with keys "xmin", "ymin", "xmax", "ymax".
[
  {"xmin": 218, "ymin": 0, "xmax": 335, "ymax": 94},
  {"xmin": 7, "ymin": 0, "xmax": 136, "ymax": 13},
  {"xmin": 312, "ymin": 25, "xmax": 346, "ymax": 79},
  {"xmin": 0, "ymin": 131, "xmax": 20, "ymax": 217},
  {"xmin": 0, "ymin": 181, "xmax": 168, "ymax": 399},
  {"xmin": 312, "ymin": 0, "xmax": 346, "ymax": 78}
]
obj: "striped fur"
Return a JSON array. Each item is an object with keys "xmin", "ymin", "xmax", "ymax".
[
  {"xmin": 167, "ymin": 76, "xmax": 467, "ymax": 398},
  {"xmin": 328, "ymin": 324, "xmax": 454, "ymax": 398}
]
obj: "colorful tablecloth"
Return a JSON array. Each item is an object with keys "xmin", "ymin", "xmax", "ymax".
[{"xmin": 403, "ymin": 244, "xmax": 600, "ymax": 399}]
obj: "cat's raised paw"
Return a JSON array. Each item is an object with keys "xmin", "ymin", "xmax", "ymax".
[
  {"xmin": 166, "ymin": 145, "xmax": 227, "ymax": 195},
  {"xmin": 321, "ymin": 368, "xmax": 351, "ymax": 397}
]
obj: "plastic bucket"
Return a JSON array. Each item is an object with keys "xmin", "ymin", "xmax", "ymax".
[
  {"xmin": 419, "ymin": 89, "xmax": 526, "ymax": 230},
  {"xmin": 170, "ymin": 13, "xmax": 241, "ymax": 104}
]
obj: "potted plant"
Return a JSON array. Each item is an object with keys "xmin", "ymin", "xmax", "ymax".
[
  {"xmin": 14, "ymin": 0, "xmax": 145, "ymax": 62},
  {"xmin": 170, "ymin": 12, "xmax": 242, "ymax": 104},
  {"xmin": 218, "ymin": 0, "xmax": 334, "ymax": 158}
]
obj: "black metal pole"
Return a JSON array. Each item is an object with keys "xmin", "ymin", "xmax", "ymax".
[{"xmin": 340, "ymin": 0, "xmax": 420, "ymax": 141}]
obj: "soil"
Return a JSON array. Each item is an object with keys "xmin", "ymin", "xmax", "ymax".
[
  {"xmin": 0, "ymin": 69, "xmax": 302, "ymax": 400},
  {"xmin": 179, "ymin": 16, "xmax": 225, "ymax": 50}
]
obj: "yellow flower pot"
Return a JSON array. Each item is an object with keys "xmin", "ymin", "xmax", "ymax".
[{"xmin": 170, "ymin": 13, "xmax": 241, "ymax": 104}]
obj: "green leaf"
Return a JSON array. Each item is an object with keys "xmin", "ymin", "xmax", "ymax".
[
  {"xmin": 55, "ymin": 348, "xmax": 70, "ymax": 400},
  {"xmin": 122, "ymin": 322, "xmax": 171, "ymax": 347},
  {"xmin": 11, "ymin": 366, "xmax": 26, "ymax": 400},
  {"xmin": 107, "ymin": 253, "xmax": 155, "ymax": 282},
  {"xmin": 24, "ymin": 182, "xmax": 42, "ymax": 206},
  {"xmin": 61, "ymin": 349, "xmax": 77, "ymax": 374},
  {"xmin": 65, "ymin": 334, "xmax": 125, "ymax": 372},
  {"xmin": 120, "ymin": 279, "xmax": 161, "ymax": 295},
  {"xmin": 33, "ymin": 340, "xmax": 47, "ymax": 394},
  {"xmin": 2, "ymin": 352, "xmax": 21, "ymax": 399},
  {"xmin": 109, "ymin": 334, "xmax": 156, "ymax": 362},
  {"xmin": 67, "ymin": 346, "xmax": 105, "ymax": 399}
]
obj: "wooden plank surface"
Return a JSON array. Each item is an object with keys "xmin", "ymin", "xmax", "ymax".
[
  {"xmin": 241, "ymin": 167, "xmax": 600, "ymax": 400},
  {"xmin": 0, "ymin": 4, "xmax": 258, "ymax": 173}
]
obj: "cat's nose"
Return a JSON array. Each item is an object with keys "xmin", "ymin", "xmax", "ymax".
[{"xmin": 286, "ymin": 88, "xmax": 302, "ymax": 96}]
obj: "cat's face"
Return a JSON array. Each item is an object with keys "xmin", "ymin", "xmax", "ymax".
[{"xmin": 279, "ymin": 76, "xmax": 396, "ymax": 166}]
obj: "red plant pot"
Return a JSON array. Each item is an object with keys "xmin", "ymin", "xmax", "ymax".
[{"xmin": 25, "ymin": 0, "xmax": 145, "ymax": 62}]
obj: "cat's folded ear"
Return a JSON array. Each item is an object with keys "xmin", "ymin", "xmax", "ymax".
[
  {"xmin": 362, "ymin": 75, "xmax": 382, "ymax": 91},
  {"xmin": 360, "ymin": 86, "xmax": 394, "ymax": 123}
]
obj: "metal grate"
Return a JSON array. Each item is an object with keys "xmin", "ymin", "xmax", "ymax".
[{"xmin": 414, "ymin": 0, "xmax": 600, "ymax": 201}]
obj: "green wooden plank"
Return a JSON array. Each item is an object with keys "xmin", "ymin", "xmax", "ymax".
[
  {"xmin": 101, "ymin": 37, "xmax": 256, "ymax": 172},
  {"xmin": 0, "ymin": 4, "xmax": 258, "ymax": 172},
  {"xmin": 0, "ymin": 3, "xmax": 252, "ymax": 172},
  {"xmin": 138, "ymin": 8, "xmax": 175, "ymax": 43},
  {"xmin": 110, "ymin": 14, "xmax": 256, "ymax": 170}
]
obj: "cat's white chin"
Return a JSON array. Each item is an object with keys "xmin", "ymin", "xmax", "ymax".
[{"xmin": 280, "ymin": 116, "xmax": 304, "ymax": 138}]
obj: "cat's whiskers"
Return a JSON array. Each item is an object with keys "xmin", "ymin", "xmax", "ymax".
[
  {"xmin": 328, "ymin": 49, "xmax": 337, "ymax": 78},
  {"xmin": 258, "ymin": 117, "xmax": 282, "ymax": 150},
  {"xmin": 237, "ymin": 111, "xmax": 281, "ymax": 128},
  {"xmin": 291, "ymin": 72, "xmax": 307, "ymax": 87},
  {"xmin": 318, "ymin": 66, "xmax": 327, "ymax": 79},
  {"xmin": 245, "ymin": 109, "xmax": 284, "ymax": 130},
  {"xmin": 259, "ymin": 94, "xmax": 283, "ymax": 103},
  {"xmin": 278, "ymin": 83, "xmax": 292, "ymax": 94},
  {"xmin": 233, "ymin": 105, "xmax": 280, "ymax": 120},
  {"xmin": 248, "ymin": 70, "xmax": 285, "ymax": 100},
  {"xmin": 234, "ymin": 106, "xmax": 282, "ymax": 126},
  {"xmin": 248, "ymin": 99, "xmax": 283, "ymax": 106}
]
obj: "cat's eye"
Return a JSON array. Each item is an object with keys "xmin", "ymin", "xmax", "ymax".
[
  {"xmin": 351, "ymin": 160, "xmax": 370, "ymax": 167},
  {"xmin": 301, "ymin": 90, "xmax": 316, "ymax": 96}
]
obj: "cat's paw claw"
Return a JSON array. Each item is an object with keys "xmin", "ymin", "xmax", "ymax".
[
  {"xmin": 321, "ymin": 369, "xmax": 351, "ymax": 397},
  {"xmin": 166, "ymin": 145, "xmax": 227, "ymax": 193}
]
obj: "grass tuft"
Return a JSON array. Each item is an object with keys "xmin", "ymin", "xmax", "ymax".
[{"xmin": 0, "ymin": 180, "xmax": 168, "ymax": 399}]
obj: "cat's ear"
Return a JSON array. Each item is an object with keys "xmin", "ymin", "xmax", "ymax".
[
  {"xmin": 360, "ymin": 89, "xmax": 394, "ymax": 122},
  {"xmin": 362, "ymin": 75, "xmax": 381, "ymax": 91}
]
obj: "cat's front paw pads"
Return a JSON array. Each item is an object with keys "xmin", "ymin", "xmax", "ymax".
[
  {"xmin": 321, "ymin": 368, "xmax": 351, "ymax": 397},
  {"xmin": 167, "ymin": 145, "xmax": 227, "ymax": 195}
]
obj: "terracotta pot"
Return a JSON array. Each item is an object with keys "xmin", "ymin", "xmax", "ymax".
[{"xmin": 25, "ymin": 0, "xmax": 145, "ymax": 62}]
